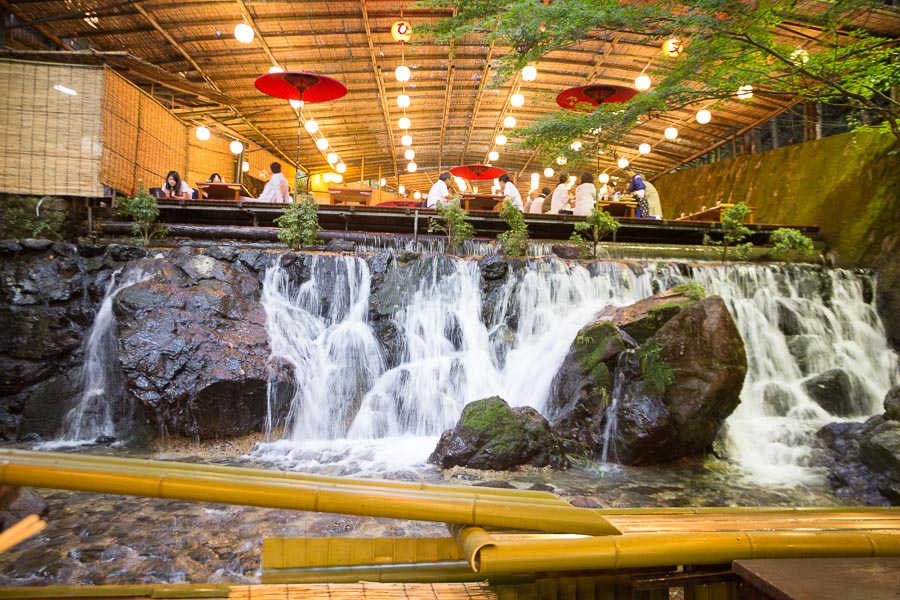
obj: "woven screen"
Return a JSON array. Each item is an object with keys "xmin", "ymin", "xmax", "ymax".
[
  {"xmin": 101, "ymin": 69, "xmax": 187, "ymax": 196},
  {"xmin": 187, "ymin": 137, "xmax": 234, "ymax": 188},
  {"xmin": 0, "ymin": 60, "xmax": 104, "ymax": 197}
]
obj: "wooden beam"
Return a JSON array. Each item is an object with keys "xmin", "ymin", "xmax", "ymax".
[
  {"xmin": 459, "ymin": 41, "xmax": 495, "ymax": 165},
  {"xmin": 360, "ymin": 0, "xmax": 399, "ymax": 180}
]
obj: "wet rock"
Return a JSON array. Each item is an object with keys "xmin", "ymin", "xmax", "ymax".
[
  {"xmin": 598, "ymin": 288, "xmax": 696, "ymax": 345},
  {"xmin": 551, "ymin": 244, "xmax": 581, "ymax": 259},
  {"xmin": 762, "ymin": 382, "xmax": 793, "ymax": 416},
  {"xmin": 19, "ymin": 239, "xmax": 52, "ymax": 251},
  {"xmin": 803, "ymin": 368, "xmax": 866, "ymax": 417},
  {"xmin": 884, "ymin": 385, "xmax": 900, "ymax": 421},
  {"xmin": 0, "ymin": 241, "xmax": 23, "ymax": 254},
  {"xmin": 612, "ymin": 380, "xmax": 679, "ymax": 465},
  {"xmin": 569, "ymin": 496, "xmax": 601, "ymax": 508},
  {"xmin": 478, "ymin": 254, "xmax": 508, "ymax": 281},
  {"xmin": 0, "ymin": 488, "xmax": 48, "ymax": 530},
  {"xmin": 817, "ymin": 420, "xmax": 893, "ymax": 506},
  {"xmin": 19, "ymin": 370, "xmax": 81, "ymax": 438},
  {"xmin": 324, "ymin": 239, "xmax": 357, "ymax": 253},
  {"xmin": 429, "ymin": 396, "xmax": 567, "ymax": 470}
]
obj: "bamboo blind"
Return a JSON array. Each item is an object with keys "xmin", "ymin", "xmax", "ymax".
[
  {"xmin": 228, "ymin": 583, "xmax": 495, "ymax": 600},
  {"xmin": 0, "ymin": 60, "xmax": 105, "ymax": 197},
  {"xmin": 101, "ymin": 68, "xmax": 187, "ymax": 197},
  {"xmin": 187, "ymin": 136, "xmax": 234, "ymax": 189}
]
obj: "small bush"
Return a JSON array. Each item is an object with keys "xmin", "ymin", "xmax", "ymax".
[
  {"xmin": 703, "ymin": 202, "xmax": 753, "ymax": 260},
  {"xmin": 0, "ymin": 203, "xmax": 52, "ymax": 239},
  {"xmin": 428, "ymin": 199, "xmax": 474, "ymax": 251},
  {"xmin": 496, "ymin": 198, "xmax": 529, "ymax": 256},
  {"xmin": 769, "ymin": 228, "xmax": 816, "ymax": 262},
  {"xmin": 117, "ymin": 182, "xmax": 169, "ymax": 246},
  {"xmin": 274, "ymin": 194, "xmax": 321, "ymax": 249},
  {"xmin": 569, "ymin": 207, "xmax": 620, "ymax": 258}
]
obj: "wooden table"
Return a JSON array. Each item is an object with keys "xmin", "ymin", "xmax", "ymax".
[
  {"xmin": 598, "ymin": 200, "xmax": 637, "ymax": 218},
  {"xmin": 328, "ymin": 187, "xmax": 373, "ymax": 205},
  {"xmin": 196, "ymin": 182, "xmax": 248, "ymax": 201},
  {"xmin": 675, "ymin": 203, "xmax": 755, "ymax": 223},
  {"xmin": 733, "ymin": 557, "xmax": 900, "ymax": 600},
  {"xmin": 460, "ymin": 194, "xmax": 504, "ymax": 211}
]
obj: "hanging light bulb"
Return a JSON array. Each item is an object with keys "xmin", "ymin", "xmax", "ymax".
[
  {"xmin": 379, "ymin": 178, "xmax": 387, "ymax": 187},
  {"xmin": 269, "ymin": 66, "xmax": 284, "ymax": 74},
  {"xmin": 336, "ymin": 162, "xmax": 347, "ymax": 174},
  {"xmin": 664, "ymin": 126, "xmax": 679, "ymax": 140},
  {"xmin": 488, "ymin": 150, "xmax": 500, "ymax": 162},
  {"xmin": 413, "ymin": 190, "xmax": 421, "ymax": 200},
  {"xmin": 304, "ymin": 119, "xmax": 319, "ymax": 134},
  {"xmin": 397, "ymin": 94, "xmax": 411, "ymax": 108},
  {"xmin": 521, "ymin": 65, "xmax": 537, "ymax": 81},
  {"xmin": 395, "ymin": 65, "xmax": 411, "ymax": 82},
  {"xmin": 617, "ymin": 157, "xmax": 629, "ymax": 168},
  {"xmin": 229, "ymin": 140, "xmax": 243, "ymax": 154},
  {"xmin": 327, "ymin": 152, "xmax": 338, "ymax": 164},
  {"xmin": 599, "ymin": 173, "xmax": 610, "ymax": 184},
  {"xmin": 316, "ymin": 138, "xmax": 329, "ymax": 150},
  {"xmin": 407, "ymin": 162, "xmax": 417, "ymax": 172},
  {"xmin": 195, "ymin": 125, "xmax": 210, "ymax": 141},
  {"xmin": 398, "ymin": 184, "xmax": 406, "ymax": 194},
  {"xmin": 696, "ymin": 109, "xmax": 712, "ymax": 124},
  {"xmin": 510, "ymin": 93, "xmax": 525, "ymax": 107},
  {"xmin": 401, "ymin": 134, "xmax": 412, "ymax": 146},
  {"xmin": 404, "ymin": 148, "xmax": 415, "ymax": 160},
  {"xmin": 234, "ymin": 23, "xmax": 254, "ymax": 44},
  {"xmin": 736, "ymin": 85, "xmax": 754, "ymax": 100},
  {"xmin": 503, "ymin": 116, "xmax": 516, "ymax": 128},
  {"xmin": 495, "ymin": 134, "xmax": 507, "ymax": 146},
  {"xmin": 635, "ymin": 74, "xmax": 652, "ymax": 91},
  {"xmin": 242, "ymin": 160, "xmax": 250, "ymax": 173},
  {"xmin": 544, "ymin": 167, "xmax": 554, "ymax": 177},
  {"xmin": 639, "ymin": 143, "xmax": 651, "ymax": 154},
  {"xmin": 398, "ymin": 116, "xmax": 411, "ymax": 130}
]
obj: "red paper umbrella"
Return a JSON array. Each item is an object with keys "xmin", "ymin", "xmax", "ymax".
[
  {"xmin": 449, "ymin": 164, "xmax": 507, "ymax": 180},
  {"xmin": 555, "ymin": 84, "xmax": 638, "ymax": 112},
  {"xmin": 254, "ymin": 71, "xmax": 347, "ymax": 103}
]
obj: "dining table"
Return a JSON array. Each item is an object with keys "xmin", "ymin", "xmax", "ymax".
[
  {"xmin": 460, "ymin": 193, "xmax": 504, "ymax": 212},
  {"xmin": 598, "ymin": 200, "xmax": 638, "ymax": 218}
]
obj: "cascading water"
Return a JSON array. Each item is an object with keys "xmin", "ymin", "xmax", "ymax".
[
  {"xmin": 254, "ymin": 255, "xmax": 897, "ymax": 483},
  {"xmin": 49, "ymin": 267, "xmax": 150, "ymax": 446},
  {"xmin": 660, "ymin": 264, "xmax": 898, "ymax": 485}
]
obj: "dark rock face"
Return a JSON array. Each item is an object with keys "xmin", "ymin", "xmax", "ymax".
[
  {"xmin": 114, "ymin": 247, "xmax": 273, "ymax": 439},
  {"xmin": 598, "ymin": 288, "xmax": 694, "ymax": 345},
  {"xmin": 429, "ymin": 396, "xmax": 567, "ymax": 470},
  {"xmin": 803, "ymin": 368, "xmax": 866, "ymax": 417}
]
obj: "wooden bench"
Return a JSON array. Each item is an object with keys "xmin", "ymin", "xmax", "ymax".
[{"xmin": 675, "ymin": 203, "xmax": 755, "ymax": 223}]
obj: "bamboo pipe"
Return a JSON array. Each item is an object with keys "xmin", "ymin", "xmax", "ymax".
[
  {"xmin": 0, "ymin": 449, "xmax": 560, "ymax": 502},
  {"xmin": 261, "ymin": 560, "xmax": 532, "ymax": 585},
  {"xmin": 0, "ymin": 454, "xmax": 620, "ymax": 536},
  {"xmin": 456, "ymin": 527, "xmax": 900, "ymax": 574}
]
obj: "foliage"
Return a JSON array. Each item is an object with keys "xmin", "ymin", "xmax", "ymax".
[
  {"xmin": 496, "ymin": 198, "xmax": 529, "ymax": 256},
  {"xmin": 274, "ymin": 194, "xmax": 321, "ymax": 250},
  {"xmin": 428, "ymin": 199, "xmax": 475, "ymax": 251},
  {"xmin": 0, "ymin": 203, "xmax": 52, "ymax": 239},
  {"xmin": 768, "ymin": 227, "xmax": 817, "ymax": 262},
  {"xmin": 419, "ymin": 0, "xmax": 900, "ymax": 163},
  {"xmin": 569, "ymin": 207, "xmax": 621, "ymax": 258},
  {"xmin": 672, "ymin": 281, "xmax": 706, "ymax": 301},
  {"xmin": 703, "ymin": 202, "xmax": 753, "ymax": 260},
  {"xmin": 117, "ymin": 182, "xmax": 169, "ymax": 246},
  {"xmin": 638, "ymin": 342, "xmax": 676, "ymax": 394}
]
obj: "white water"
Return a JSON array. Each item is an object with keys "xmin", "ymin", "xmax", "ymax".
[
  {"xmin": 48, "ymin": 267, "xmax": 151, "ymax": 446},
  {"xmin": 254, "ymin": 256, "xmax": 898, "ymax": 485}
]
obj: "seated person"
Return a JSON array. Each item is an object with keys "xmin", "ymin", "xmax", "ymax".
[
  {"xmin": 529, "ymin": 188, "xmax": 547, "ymax": 214},
  {"xmin": 257, "ymin": 162, "xmax": 291, "ymax": 203},
  {"xmin": 425, "ymin": 171, "xmax": 452, "ymax": 208},
  {"xmin": 162, "ymin": 170, "xmax": 191, "ymax": 199},
  {"xmin": 208, "ymin": 173, "xmax": 222, "ymax": 183},
  {"xmin": 539, "ymin": 187, "xmax": 553, "ymax": 213}
]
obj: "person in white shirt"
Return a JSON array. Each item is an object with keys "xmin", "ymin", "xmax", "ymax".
[
  {"xmin": 258, "ymin": 162, "xmax": 291, "ymax": 203},
  {"xmin": 573, "ymin": 171, "xmax": 597, "ymax": 216},
  {"xmin": 425, "ymin": 171, "xmax": 452, "ymax": 208},
  {"xmin": 162, "ymin": 170, "xmax": 191, "ymax": 199},
  {"xmin": 549, "ymin": 173, "xmax": 569, "ymax": 214},
  {"xmin": 498, "ymin": 174, "xmax": 523, "ymax": 211},
  {"xmin": 528, "ymin": 188, "xmax": 548, "ymax": 214}
]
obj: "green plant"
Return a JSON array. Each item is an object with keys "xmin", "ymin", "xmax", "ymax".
[
  {"xmin": 639, "ymin": 342, "xmax": 676, "ymax": 394},
  {"xmin": 769, "ymin": 227, "xmax": 817, "ymax": 262},
  {"xmin": 274, "ymin": 194, "xmax": 321, "ymax": 249},
  {"xmin": 496, "ymin": 198, "xmax": 529, "ymax": 256},
  {"xmin": 672, "ymin": 281, "xmax": 706, "ymax": 301},
  {"xmin": 0, "ymin": 205, "xmax": 52, "ymax": 239},
  {"xmin": 703, "ymin": 202, "xmax": 753, "ymax": 260},
  {"xmin": 428, "ymin": 199, "xmax": 474, "ymax": 251},
  {"xmin": 569, "ymin": 207, "xmax": 620, "ymax": 258},
  {"xmin": 117, "ymin": 181, "xmax": 169, "ymax": 246}
]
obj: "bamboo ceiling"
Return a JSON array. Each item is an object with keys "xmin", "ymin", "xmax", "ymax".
[{"xmin": 1, "ymin": 1, "xmax": 898, "ymax": 195}]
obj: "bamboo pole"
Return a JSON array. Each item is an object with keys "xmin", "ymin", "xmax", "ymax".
[
  {"xmin": 0, "ymin": 451, "xmax": 619, "ymax": 536},
  {"xmin": 455, "ymin": 527, "xmax": 900, "ymax": 574},
  {"xmin": 0, "ymin": 514, "xmax": 46, "ymax": 554}
]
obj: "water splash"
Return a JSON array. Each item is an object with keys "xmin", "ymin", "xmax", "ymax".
[{"xmin": 48, "ymin": 267, "xmax": 151, "ymax": 446}]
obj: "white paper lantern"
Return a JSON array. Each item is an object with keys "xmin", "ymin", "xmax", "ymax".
[
  {"xmin": 316, "ymin": 138, "xmax": 329, "ymax": 150},
  {"xmin": 503, "ymin": 116, "xmax": 516, "ymax": 128},
  {"xmin": 521, "ymin": 65, "xmax": 537, "ymax": 81},
  {"xmin": 664, "ymin": 127, "xmax": 679, "ymax": 140},
  {"xmin": 635, "ymin": 75, "xmax": 651, "ymax": 91},
  {"xmin": 599, "ymin": 173, "xmax": 610, "ymax": 184},
  {"xmin": 617, "ymin": 157, "xmax": 629, "ymax": 168},
  {"xmin": 737, "ymin": 85, "xmax": 754, "ymax": 100},
  {"xmin": 195, "ymin": 125, "xmax": 210, "ymax": 141},
  {"xmin": 395, "ymin": 65, "xmax": 411, "ymax": 82},
  {"xmin": 510, "ymin": 93, "xmax": 525, "ymax": 107},
  {"xmin": 229, "ymin": 140, "xmax": 243, "ymax": 154},
  {"xmin": 336, "ymin": 162, "xmax": 347, "ymax": 174},
  {"xmin": 327, "ymin": 152, "xmax": 338, "ymax": 164},
  {"xmin": 639, "ymin": 143, "xmax": 651, "ymax": 154},
  {"xmin": 413, "ymin": 191, "xmax": 422, "ymax": 200},
  {"xmin": 495, "ymin": 134, "xmax": 507, "ymax": 146},
  {"xmin": 488, "ymin": 150, "xmax": 500, "ymax": 162},
  {"xmin": 241, "ymin": 160, "xmax": 250, "ymax": 173},
  {"xmin": 696, "ymin": 109, "xmax": 712, "ymax": 124},
  {"xmin": 544, "ymin": 167, "xmax": 554, "ymax": 177},
  {"xmin": 398, "ymin": 116, "xmax": 411, "ymax": 130},
  {"xmin": 398, "ymin": 185, "xmax": 405, "ymax": 194},
  {"xmin": 304, "ymin": 119, "xmax": 319, "ymax": 134},
  {"xmin": 268, "ymin": 66, "xmax": 284, "ymax": 74},
  {"xmin": 234, "ymin": 23, "xmax": 254, "ymax": 44},
  {"xmin": 401, "ymin": 134, "xmax": 413, "ymax": 147},
  {"xmin": 404, "ymin": 149, "xmax": 415, "ymax": 160},
  {"xmin": 397, "ymin": 94, "xmax": 411, "ymax": 108},
  {"xmin": 289, "ymin": 99, "xmax": 301, "ymax": 109},
  {"xmin": 407, "ymin": 161, "xmax": 417, "ymax": 172}
]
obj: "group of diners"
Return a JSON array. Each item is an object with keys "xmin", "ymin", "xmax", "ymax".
[
  {"xmin": 159, "ymin": 162, "xmax": 291, "ymax": 203},
  {"xmin": 425, "ymin": 169, "xmax": 663, "ymax": 219}
]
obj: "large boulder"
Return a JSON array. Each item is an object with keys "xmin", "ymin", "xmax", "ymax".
[
  {"xmin": 803, "ymin": 368, "xmax": 867, "ymax": 417},
  {"xmin": 429, "ymin": 396, "xmax": 566, "ymax": 470},
  {"xmin": 114, "ymin": 247, "xmax": 273, "ymax": 439},
  {"xmin": 598, "ymin": 288, "xmax": 698, "ymax": 345}
]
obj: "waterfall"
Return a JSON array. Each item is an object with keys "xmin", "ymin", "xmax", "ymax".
[
  {"xmin": 51, "ymin": 267, "xmax": 150, "ymax": 446},
  {"xmin": 662, "ymin": 264, "xmax": 899, "ymax": 485},
  {"xmin": 255, "ymin": 255, "xmax": 897, "ymax": 481}
]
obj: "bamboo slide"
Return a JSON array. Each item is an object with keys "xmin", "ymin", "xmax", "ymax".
[{"xmin": 0, "ymin": 449, "xmax": 619, "ymax": 536}]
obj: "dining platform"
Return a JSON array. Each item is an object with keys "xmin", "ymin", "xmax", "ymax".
[{"xmin": 675, "ymin": 203, "xmax": 756, "ymax": 223}]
